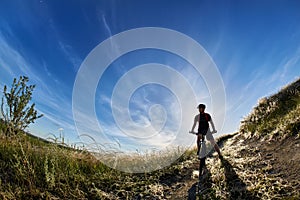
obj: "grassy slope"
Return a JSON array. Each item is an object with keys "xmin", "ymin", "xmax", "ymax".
[
  {"xmin": 204, "ymin": 77, "xmax": 300, "ymax": 199},
  {"xmin": 168, "ymin": 77, "xmax": 300, "ymax": 199},
  {"xmin": 0, "ymin": 131, "xmax": 195, "ymax": 200},
  {"xmin": 240, "ymin": 77, "xmax": 300, "ymax": 140}
]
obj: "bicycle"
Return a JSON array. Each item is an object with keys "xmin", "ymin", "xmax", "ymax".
[
  {"xmin": 189, "ymin": 131, "xmax": 207, "ymax": 174},
  {"xmin": 189, "ymin": 131, "xmax": 209, "ymax": 194}
]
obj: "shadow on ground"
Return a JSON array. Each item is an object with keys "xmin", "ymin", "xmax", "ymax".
[
  {"xmin": 187, "ymin": 165, "xmax": 217, "ymax": 200},
  {"xmin": 187, "ymin": 157, "xmax": 259, "ymax": 200},
  {"xmin": 220, "ymin": 157, "xmax": 259, "ymax": 200}
]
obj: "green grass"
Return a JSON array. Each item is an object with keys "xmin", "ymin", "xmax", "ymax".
[
  {"xmin": 240, "ymin": 78, "xmax": 300, "ymax": 140},
  {"xmin": 0, "ymin": 130, "xmax": 194, "ymax": 199}
]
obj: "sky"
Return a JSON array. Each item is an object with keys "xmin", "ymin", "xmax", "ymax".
[{"xmin": 1, "ymin": 0, "xmax": 300, "ymax": 153}]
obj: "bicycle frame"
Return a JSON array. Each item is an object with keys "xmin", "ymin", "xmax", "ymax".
[
  {"xmin": 189, "ymin": 131, "xmax": 207, "ymax": 176},
  {"xmin": 198, "ymin": 135, "xmax": 207, "ymax": 159}
]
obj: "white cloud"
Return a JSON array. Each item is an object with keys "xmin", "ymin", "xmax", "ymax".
[
  {"xmin": 279, "ymin": 48, "xmax": 300, "ymax": 80},
  {"xmin": 99, "ymin": 94, "xmax": 111, "ymax": 105},
  {"xmin": 0, "ymin": 28, "xmax": 77, "ymax": 142},
  {"xmin": 75, "ymin": 64, "xmax": 207, "ymax": 152},
  {"xmin": 57, "ymin": 41, "xmax": 82, "ymax": 72},
  {"xmin": 100, "ymin": 12, "xmax": 113, "ymax": 37}
]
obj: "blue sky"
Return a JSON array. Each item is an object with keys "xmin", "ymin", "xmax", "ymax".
[{"xmin": 1, "ymin": 0, "xmax": 300, "ymax": 152}]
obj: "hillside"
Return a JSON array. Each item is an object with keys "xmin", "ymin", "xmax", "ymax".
[
  {"xmin": 0, "ymin": 77, "xmax": 299, "ymax": 199},
  {"xmin": 0, "ymin": 131, "xmax": 199, "ymax": 199},
  {"xmin": 213, "ymin": 77, "xmax": 300, "ymax": 199},
  {"xmin": 240, "ymin": 77, "xmax": 300, "ymax": 140},
  {"xmin": 170, "ymin": 77, "xmax": 300, "ymax": 199}
]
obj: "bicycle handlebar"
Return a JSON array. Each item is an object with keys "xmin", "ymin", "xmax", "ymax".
[
  {"xmin": 189, "ymin": 131, "xmax": 197, "ymax": 135},
  {"xmin": 189, "ymin": 130, "xmax": 217, "ymax": 135}
]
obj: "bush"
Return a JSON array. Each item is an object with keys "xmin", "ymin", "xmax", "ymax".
[{"xmin": 0, "ymin": 76, "xmax": 43, "ymax": 135}]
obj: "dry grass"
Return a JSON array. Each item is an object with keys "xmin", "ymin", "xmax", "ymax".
[{"xmin": 0, "ymin": 132, "xmax": 194, "ymax": 199}]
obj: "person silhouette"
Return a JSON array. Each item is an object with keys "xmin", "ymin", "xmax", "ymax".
[{"xmin": 190, "ymin": 104, "xmax": 222, "ymax": 158}]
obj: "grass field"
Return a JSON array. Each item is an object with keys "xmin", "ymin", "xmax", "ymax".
[{"xmin": 0, "ymin": 130, "xmax": 195, "ymax": 199}]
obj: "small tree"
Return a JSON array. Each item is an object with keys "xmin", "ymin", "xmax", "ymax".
[{"xmin": 1, "ymin": 76, "xmax": 43, "ymax": 135}]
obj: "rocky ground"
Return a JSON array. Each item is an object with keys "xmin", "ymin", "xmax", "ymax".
[{"xmin": 160, "ymin": 133, "xmax": 300, "ymax": 200}]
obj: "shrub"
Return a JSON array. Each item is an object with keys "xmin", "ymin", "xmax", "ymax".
[{"xmin": 0, "ymin": 76, "xmax": 43, "ymax": 135}]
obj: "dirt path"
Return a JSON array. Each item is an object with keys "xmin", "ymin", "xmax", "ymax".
[
  {"xmin": 167, "ymin": 155, "xmax": 220, "ymax": 200},
  {"xmin": 168, "ymin": 161, "xmax": 199, "ymax": 199},
  {"xmin": 166, "ymin": 133, "xmax": 300, "ymax": 199},
  {"xmin": 155, "ymin": 157, "xmax": 200, "ymax": 199}
]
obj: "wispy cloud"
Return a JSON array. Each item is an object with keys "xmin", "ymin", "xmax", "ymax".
[
  {"xmin": 57, "ymin": 40, "xmax": 82, "ymax": 72},
  {"xmin": 0, "ymin": 26, "xmax": 77, "ymax": 141},
  {"xmin": 265, "ymin": 48, "xmax": 300, "ymax": 87},
  {"xmin": 0, "ymin": 32, "xmax": 24, "ymax": 79},
  {"xmin": 75, "ymin": 63, "xmax": 216, "ymax": 152},
  {"xmin": 100, "ymin": 12, "xmax": 113, "ymax": 37}
]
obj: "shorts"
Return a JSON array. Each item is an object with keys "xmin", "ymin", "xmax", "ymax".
[{"xmin": 197, "ymin": 129, "xmax": 214, "ymax": 141}]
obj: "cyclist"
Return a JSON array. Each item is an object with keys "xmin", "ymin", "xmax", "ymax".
[{"xmin": 190, "ymin": 104, "xmax": 222, "ymax": 158}]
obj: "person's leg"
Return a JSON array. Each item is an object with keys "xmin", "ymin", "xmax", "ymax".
[
  {"xmin": 197, "ymin": 134, "xmax": 202, "ymax": 155},
  {"xmin": 208, "ymin": 138, "xmax": 222, "ymax": 157}
]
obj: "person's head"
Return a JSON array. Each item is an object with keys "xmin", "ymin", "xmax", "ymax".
[{"xmin": 197, "ymin": 104, "xmax": 206, "ymax": 113}]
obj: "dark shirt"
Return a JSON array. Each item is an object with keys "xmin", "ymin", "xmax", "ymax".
[{"xmin": 194, "ymin": 113, "xmax": 211, "ymax": 135}]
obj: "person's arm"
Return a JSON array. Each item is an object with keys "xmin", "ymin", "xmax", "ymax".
[
  {"xmin": 209, "ymin": 118, "xmax": 217, "ymax": 133},
  {"xmin": 190, "ymin": 115, "xmax": 197, "ymax": 133}
]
